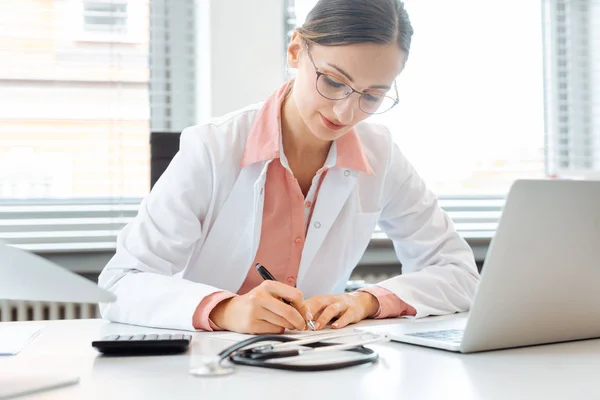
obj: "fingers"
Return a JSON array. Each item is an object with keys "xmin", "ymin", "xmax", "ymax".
[
  {"xmin": 304, "ymin": 295, "xmax": 337, "ymax": 322},
  {"xmin": 296, "ymin": 302, "xmax": 315, "ymax": 325},
  {"xmin": 257, "ymin": 307, "xmax": 296, "ymax": 331},
  {"xmin": 260, "ymin": 280, "xmax": 305, "ymax": 308},
  {"xmin": 315, "ymin": 302, "xmax": 347, "ymax": 330},
  {"xmin": 256, "ymin": 281, "xmax": 309, "ymax": 330},
  {"xmin": 225, "ymin": 296, "xmax": 285, "ymax": 334},
  {"xmin": 250, "ymin": 321, "xmax": 286, "ymax": 335},
  {"xmin": 256, "ymin": 291, "xmax": 307, "ymax": 331},
  {"xmin": 330, "ymin": 309, "xmax": 358, "ymax": 329},
  {"xmin": 264, "ymin": 301, "xmax": 306, "ymax": 331}
]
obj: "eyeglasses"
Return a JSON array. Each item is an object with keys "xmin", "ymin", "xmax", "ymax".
[{"xmin": 306, "ymin": 46, "xmax": 399, "ymax": 115}]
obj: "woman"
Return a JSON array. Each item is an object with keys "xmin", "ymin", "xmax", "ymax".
[{"xmin": 98, "ymin": 0, "xmax": 479, "ymax": 334}]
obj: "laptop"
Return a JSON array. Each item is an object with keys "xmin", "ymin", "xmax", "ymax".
[
  {"xmin": 358, "ymin": 179, "xmax": 600, "ymax": 353},
  {"xmin": 0, "ymin": 242, "xmax": 115, "ymax": 399}
]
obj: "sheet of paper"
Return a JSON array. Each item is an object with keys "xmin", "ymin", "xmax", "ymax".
[
  {"xmin": 0, "ymin": 325, "xmax": 43, "ymax": 356},
  {"xmin": 207, "ymin": 326, "xmax": 357, "ymax": 342}
]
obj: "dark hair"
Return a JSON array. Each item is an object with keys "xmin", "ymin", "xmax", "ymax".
[{"xmin": 296, "ymin": 0, "xmax": 414, "ymax": 59}]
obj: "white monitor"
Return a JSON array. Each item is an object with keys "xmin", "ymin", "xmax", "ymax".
[
  {"xmin": 0, "ymin": 242, "xmax": 115, "ymax": 399},
  {"xmin": 0, "ymin": 241, "xmax": 115, "ymax": 304}
]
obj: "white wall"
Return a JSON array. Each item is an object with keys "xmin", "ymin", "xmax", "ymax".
[{"xmin": 196, "ymin": 0, "xmax": 286, "ymax": 121}]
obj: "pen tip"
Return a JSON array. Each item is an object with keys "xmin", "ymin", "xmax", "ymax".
[{"xmin": 307, "ymin": 320, "xmax": 316, "ymax": 331}]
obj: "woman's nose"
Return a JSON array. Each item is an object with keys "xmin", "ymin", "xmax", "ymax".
[{"xmin": 332, "ymin": 95, "xmax": 358, "ymax": 125}]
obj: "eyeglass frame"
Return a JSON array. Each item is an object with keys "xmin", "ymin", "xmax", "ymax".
[{"xmin": 305, "ymin": 45, "xmax": 400, "ymax": 115}]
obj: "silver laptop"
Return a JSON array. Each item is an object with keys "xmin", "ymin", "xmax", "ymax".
[
  {"xmin": 0, "ymin": 242, "xmax": 115, "ymax": 399},
  {"xmin": 359, "ymin": 179, "xmax": 600, "ymax": 353}
]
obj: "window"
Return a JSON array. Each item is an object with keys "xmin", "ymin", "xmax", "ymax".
[
  {"xmin": 545, "ymin": 0, "xmax": 600, "ymax": 179},
  {"xmin": 149, "ymin": 0, "xmax": 197, "ymax": 132},
  {"xmin": 0, "ymin": 0, "xmax": 151, "ymax": 251},
  {"xmin": 0, "ymin": 0, "xmax": 198, "ymax": 252},
  {"xmin": 289, "ymin": 0, "xmax": 599, "ymax": 238}
]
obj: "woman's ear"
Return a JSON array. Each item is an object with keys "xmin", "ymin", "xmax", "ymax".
[{"xmin": 287, "ymin": 31, "xmax": 302, "ymax": 69}]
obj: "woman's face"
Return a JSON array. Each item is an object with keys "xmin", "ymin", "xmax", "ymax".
[{"xmin": 287, "ymin": 34, "xmax": 406, "ymax": 142}]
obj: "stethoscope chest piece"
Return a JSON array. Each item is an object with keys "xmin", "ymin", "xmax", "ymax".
[{"xmin": 190, "ymin": 355, "xmax": 235, "ymax": 377}]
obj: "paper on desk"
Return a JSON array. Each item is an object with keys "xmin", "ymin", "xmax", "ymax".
[
  {"xmin": 207, "ymin": 326, "xmax": 356, "ymax": 342},
  {"xmin": 0, "ymin": 325, "xmax": 43, "ymax": 356}
]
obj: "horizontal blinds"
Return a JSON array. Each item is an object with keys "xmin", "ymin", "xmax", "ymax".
[
  {"xmin": 545, "ymin": 0, "xmax": 600, "ymax": 178},
  {"xmin": 0, "ymin": 0, "xmax": 151, "ymax": 200},
  {"xmin": 3, "ymin": 1, "xmax": 596, "ymax": 253},
  {"xmin": 290, "ymin": 0, "xmax": 548, "ymax": 196},
  {"xmin": 0, "ymin": 197, "xmax": 502, "ymax": 252},
  {"xmin": 284, "ymin": 0, "xmax": 598, "ymax": 243},
  {"xmin": 0, "ymin": 199, "xmax": 139, "ymax": 252},
  {"xmin": 149, "ymin": 0, "xmax": 197, "ymax": 132}
]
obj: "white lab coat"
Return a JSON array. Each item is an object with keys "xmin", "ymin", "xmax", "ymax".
[{"xmin": 98, "ymin": 102, "xmax": 480, "ymax": 331}]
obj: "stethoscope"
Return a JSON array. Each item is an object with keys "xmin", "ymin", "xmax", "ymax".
[{"xmin": 190, "ymin": 330, "xmax": 388, "ymax": 376}]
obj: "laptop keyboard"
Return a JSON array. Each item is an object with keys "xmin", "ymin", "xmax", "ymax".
[{"xmin": 406, "ymin": 329, "xmax": 464, "ymax": 343}]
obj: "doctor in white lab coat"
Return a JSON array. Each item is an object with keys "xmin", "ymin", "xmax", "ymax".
[{"xmin": 98, "ymin": 0, "xmax": 479, "ymax": 333}]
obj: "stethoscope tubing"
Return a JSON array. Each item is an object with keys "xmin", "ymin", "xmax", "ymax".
[{"xmin": 216, "ymin": 332, "xmax": 382, "ymax": 372}]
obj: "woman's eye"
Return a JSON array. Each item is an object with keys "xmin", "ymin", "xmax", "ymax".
[
  {"xmin": 324, "ymin": 75, "xmax": 345, "ymax": 88},
  {"xmin": 363, "ymin": 94, "xmax": 381, "ymax": 103}
]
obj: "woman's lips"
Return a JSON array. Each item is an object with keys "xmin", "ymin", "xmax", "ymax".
[{"xmin": 320, "ymin": 114, "xmax": 346, "ymax": 131}]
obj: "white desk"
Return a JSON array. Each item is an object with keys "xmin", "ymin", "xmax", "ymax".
[{"xmin": 1, "ymin": 315, "xmax": 599, "ymax": 400}]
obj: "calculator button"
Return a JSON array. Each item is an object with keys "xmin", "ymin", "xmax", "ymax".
[
  {"xmin": 104, "ymin": 335, "xmax": 119, "ymax": 340},
  {"xmin": 158, "ymin": 334, "xmax": 171, "ymax": 340},
  {"xmin": 144, "ymin": 334, "xmax": 158, "ymax": 340},
  {"xmin": 117, "ymin": 335, "xmax": 132, "ymax": 341},
  {"xmin": 131, "ymin": 334, "xmax": 145, "ymax": 341},
  {"xmin": 171, "ymin": 334, "xmax": 184, "ymax": 340}
]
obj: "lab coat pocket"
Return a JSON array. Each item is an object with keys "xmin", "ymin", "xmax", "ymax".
[{"xmin": 344, "ymin": 211, "xmax": 382, "ymax": 270}]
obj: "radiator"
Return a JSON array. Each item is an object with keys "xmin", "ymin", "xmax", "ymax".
[{"xmin": 0, "ymin": 300, "xmax": 99, "ymax": 322}]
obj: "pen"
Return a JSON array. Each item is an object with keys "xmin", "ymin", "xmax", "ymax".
[{"xmin": 255, "ymin": 263, "xmax": 316, "ymax": 331}]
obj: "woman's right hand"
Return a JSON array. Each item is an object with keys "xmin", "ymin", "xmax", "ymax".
[{"xmin": 209, "ymin": 280, "xmax": 313, "ymax": 334}]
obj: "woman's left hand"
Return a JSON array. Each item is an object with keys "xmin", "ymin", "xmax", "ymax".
[{"xmin": 304, "ymin": 292, "xmax": 380, "ymax": 330}]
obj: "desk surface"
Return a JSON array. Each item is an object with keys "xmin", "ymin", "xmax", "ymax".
[{"xmin": 1, "ymin": 315, "xmax": 599, "ymax": 400}]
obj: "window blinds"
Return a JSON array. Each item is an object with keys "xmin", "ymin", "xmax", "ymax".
[
  {"xmin": 545, "ymin": 0, "xmax": 600, "ymax": 178},
  {"xmin": 287, "ymin": 0, "xmax": 597, "ymax": 239},
  {"xmin": 149, "ymin": 0, "xmax": 197, "ymax": 132},
  {"xmin": 1, "ymin": 0, "xmax": 597, "ymax": 252},
  {"xmin": 0, "ymin": 0, "xmax": 150, "ymax": 251}
]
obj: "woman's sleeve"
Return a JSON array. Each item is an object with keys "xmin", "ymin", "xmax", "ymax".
[
  {"xmin": 367, "ymin": 137, "xmax": 480, "ymax": 319},
  {"xmin": 98, "ymin": 126, "xmax": 230, "ymax": 331}
]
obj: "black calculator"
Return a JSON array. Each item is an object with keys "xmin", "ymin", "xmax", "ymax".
[{"xmin": 92, "ymin": 333, "xmax": 192, "ymax": 356}]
